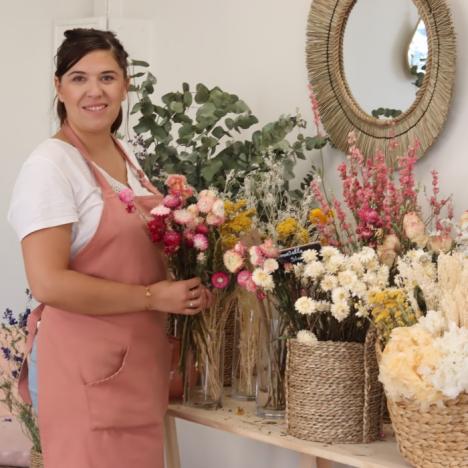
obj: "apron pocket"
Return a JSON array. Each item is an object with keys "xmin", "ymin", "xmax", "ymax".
[{"xmin": 83, "ymin": 344, "xmax": 163, "ymax": 430}]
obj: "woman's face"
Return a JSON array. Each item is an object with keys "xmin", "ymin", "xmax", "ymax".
[{"xmin": 55, "ymin": 49, "xmax": 128, "ymax": 135}]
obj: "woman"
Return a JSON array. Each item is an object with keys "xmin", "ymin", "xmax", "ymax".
[{"xmin": 8, "ymin": 28, "xmax": 208, "ymax": 468}]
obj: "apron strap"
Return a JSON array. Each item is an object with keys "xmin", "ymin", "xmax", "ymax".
[{"xmin": 18, "ymin": 304, "xmax": 44, "ymax": 404}]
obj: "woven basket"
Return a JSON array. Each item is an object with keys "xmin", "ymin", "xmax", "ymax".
[
  {"xmin": 223, "ymin": 306, "xmax": 235, "ymax": 387},
  {"xmin": 30, "ymin": 449, "xmax": 43, "ymax": 468},
  {"xmin": 286, "ymin": 327, "xmax": 383, "ymax": 444},
  {"xmin": 387, "ymin": 393, "xmax": 468, "ymax": 468}
]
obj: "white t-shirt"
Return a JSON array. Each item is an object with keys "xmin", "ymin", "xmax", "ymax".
[{"xmin": 8, "ymin": 138, "xmax": 153, "ymax": 258}]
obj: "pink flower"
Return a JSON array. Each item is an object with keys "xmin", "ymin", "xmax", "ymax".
[
  {"xmin": 237, "ymin": 270, "xmax": 252, "ymax": 287},
  {"xmin": 150, "ymin": 205, "xmax": 171, "ymax": 217},
  {"xmin": 163, "ymin": 231, "xmax": 181, "ymax": 254},
  {"xmin": 195, "ymin": 224, "xmax": 209, "ymax": 235},
  {"xmin": 249, "ymin": 246, "xmax": 265, "ymax": 267},
  {"xmin": 206, "ymin": 213, "xmax": 224, "ymax": 226},
  {"xmin": 245, "ymin": 278, "xmax": 257, "ymax": 293},
  {"xmin": 223, "ymin": 250, "xmax": 244, "ymax": 273},
  {"xmin": 166, "ymin": 174, "xmax": 193, "ymax": 199},
  {"xmin": 119, "ymin": 188, "xmax": 135, "ymax": 213},
  {"xmin": 403, "ymin": 212, "xmax": 427, "ymax": 247},
  {"xmin": 163, "ymin": 194, "xmax": 182, "ymax": 209},
  {"xmin": 173, "ymin": 209, "xmax": 195, "ymax": 225},
  {"xmin": 211, "ymin": 272, "xmax": 229, "ymax": 289},
  {"xmin": 193, "ymin": 234, "xmax": 209, "ymax": 251},
  {"xmin": 256, "ymin": 290, "xmax": 266, "ymax": 301},
  {"xmin": 197, "ymin": 190, "xmax": 217, "ymax": 213},
  {"xmin": 187, "ymin": 204, "xmax": 199, "ymax": 217},
  {"xmin": 211, "ymin": 199, "xmax": 225, "ymax": 218},
  {"xmin": 148, "ymin": 218, "xmax": 166, "ymax": 242},
  {"xmin": 233, "ymin": 241, "xmax": 247, "ymax": 257},
  {"xmin": 119, "ymin": 188, "xmax": 134, "ymax": 204},
  {"xmin": 259, "ymin": 239, "xmax": 279, "ymax": 259}
]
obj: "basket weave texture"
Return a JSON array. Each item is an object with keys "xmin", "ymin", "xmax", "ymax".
[
  {"xmin": 30, "ymin": 449, "xmax": 43, "ymax": 468},
  {"xmin": 286, "ymin": 327, "xmax": 383, "ymax": 443},
  {"xmin": 387, "ymin": 393, "xmax": 468, "ymax": 468}
]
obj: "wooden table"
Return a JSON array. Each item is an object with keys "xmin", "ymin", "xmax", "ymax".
[{"xmin": 164, "ymin": 396, "xmax": 411, "ymax": 468}]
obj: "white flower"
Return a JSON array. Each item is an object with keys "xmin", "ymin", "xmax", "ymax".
[
  {"xmin": 294, "ymin": 297, "xmax": 317, "ymax": 315},
  {"xmin": 321, "ymin": 246, "xmax": 340, "ymax": 260},
  {"xmin": 211, "ymin": 199, "xmax": 225, "ymax": 218},
  {"xmin": 324, "ymin": 254, "xmax": 345, "ymax": 273},
  {"xmin": 349, "ymin": 280, "xmax": 367, "ymax": 298},
  {"xmin": 320, "ymin": 274, "xmax": 338, "ymax": 292},
  {"xmin": 302, "ymin": 249, "xmax": 318, "ymax": 263},
  {"xmin": 358, "ymin": 247, "xmax": 377, "ymax": 265},
  {"xmin": 348, "ymin": 254, "xmax": 365, "ymax": 275},
  {"xmin": 376, "ymin": 265, "xmax": 390, "ymax": 288},
  {"xmin": 223, "ymin": 250, "xmax": 244, "ymax": 273},
  {"xmin": 197, "ymin": 252, "xmax": 206, "ymax": 264},
  {"xmin": 337, "ymin": 270, "xmax": 358, "ymax": 290},
  {"xmin": 150, "ymin": 204, "xmax": 171, "ymax": 216},
  {"xmin": 417, "ymin": 310, "xmax": 447, "ymax": 336},
  {"xmin": 263, "ymin": 258, "xmax": 279, "ymax": 274},
  {"xmin": 252, "ymin": 269, "xmax": 274, "ymax": 291},
  {"xmin": 331, "ymin": 301, "xmax": 350, "ymax": 321},
  {"xmin": 297, "ymin": 330, "xmax": 318, "ymax": 345},
  {"xmin": 315, "ymin": 300, "xmax": 331, "ymax": 312},
  {"xmin": 332, "ymin": 287, "xmax": 349, "ymax": 304},
  {"xmin": 304, "ymin": 261, "xmax": 325, "ymax": 279}
]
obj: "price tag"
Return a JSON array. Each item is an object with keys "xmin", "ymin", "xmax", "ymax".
[{"xmin": 278, "ymin": 242, "xmax": 321, "ymax": 265}]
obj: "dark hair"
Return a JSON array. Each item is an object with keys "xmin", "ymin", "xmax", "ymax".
[{"xmin": 55, "ymin": 28, "xmax": 129, "ymax": 133}]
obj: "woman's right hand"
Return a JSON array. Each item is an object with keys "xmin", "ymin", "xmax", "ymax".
[{"xmin": 149, "ymin": 277, "xmax": 205, "ymax": 315}]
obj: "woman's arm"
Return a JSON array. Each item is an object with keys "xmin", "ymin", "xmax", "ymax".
[{"xmin": 22, "ymin": 224, "xmax": 204, "ymax": 316}]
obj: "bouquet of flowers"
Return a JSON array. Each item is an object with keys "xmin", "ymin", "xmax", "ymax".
[
  {"xmin": 379, "ymin": 310, "xmax": 468, "ymax": 409},
  {"xmin": 0, "ymin": 293, "xmax": 40, "ymax": 453},
  {"xmin": 310, "ymin": 132, "xmax": 454, "ymax": 262},
  {"xmin": 146, "ymin": 175, "xmax": 235, "ymax": 406},
  {"xmin": 293, "ymin": 246, "xmax": 390, "ymax": 344}
]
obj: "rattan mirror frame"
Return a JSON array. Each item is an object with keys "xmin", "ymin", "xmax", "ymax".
[{"xmin": 306, "ymin": 0, "xmax": 456, "ymax": 158}]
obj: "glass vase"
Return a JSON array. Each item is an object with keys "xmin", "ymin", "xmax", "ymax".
[
  {"xmin": 255, "ymin": 294, "xmax": 287, "ymax": 419},
  {"xmin": 231, "ymin": 288, "xmax": 261, "ymax": 401}
]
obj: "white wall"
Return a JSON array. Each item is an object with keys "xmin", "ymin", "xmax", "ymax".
[{"xmin": 1, "ymin": 0, "xmax": 467, "ymax": 467}]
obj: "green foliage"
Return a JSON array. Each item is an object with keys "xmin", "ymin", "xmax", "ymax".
[
  {"xmin": 371, "ymin": 107, "xmax": 403, "ymax": 119},
  {"xmin": 128, "ymin": 59, "xmax": 321, "ymax": 195}
]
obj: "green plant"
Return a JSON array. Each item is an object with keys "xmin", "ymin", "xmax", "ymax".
[{"xmin": 127, "ymin": 60, "xmax": 327, "ymax": 195}]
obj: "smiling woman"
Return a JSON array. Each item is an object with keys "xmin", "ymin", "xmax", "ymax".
[{"xmin": 7, "ymin": 28, "xmax": 210, "ymax": 468}]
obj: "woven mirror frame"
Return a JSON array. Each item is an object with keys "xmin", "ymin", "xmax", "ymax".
[{"xmin": 306, "ymin": 0, "xmax": 456, "ymax": 158}]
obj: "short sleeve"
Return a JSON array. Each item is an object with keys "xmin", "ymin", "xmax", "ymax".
[{"xmin": 7, "ymin": 156, "xmax": 79, "ymax": 241}]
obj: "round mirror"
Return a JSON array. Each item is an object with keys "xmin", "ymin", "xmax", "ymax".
[
  {"xmin": 343, "ymin": 0, "xmax": 424, "ymax": 119},
  {"xmin": 306, "ymin": 0, "xmax": 456, "ymax": 158}
]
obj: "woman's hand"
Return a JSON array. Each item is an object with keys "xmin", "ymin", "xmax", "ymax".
[{"xmin": 149, "ymin": 277, "xmax": 212, "ymax": 315}]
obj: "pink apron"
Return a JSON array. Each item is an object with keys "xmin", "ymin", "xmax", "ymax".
[{"xmin": 18, "ymin": 124, "xmax": 171, "ymax": 468}]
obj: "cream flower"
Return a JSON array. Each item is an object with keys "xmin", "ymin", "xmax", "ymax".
[
  {"xmin": 320, "ymin": 274, "xmax": 338, "ymax": 292},
  {"xmin": 304, "ymin": 261, "xmax": 325, "ymax": 279},
  {"xmin": 263, "ymin": 258, "xmax": 279, "ymax": 274},
  {"xmin": 324, "ymin": 254, "xmax": 345, "ymax": 273},
  {"xmin": 337, "ymin": 270, "xmax": 358, "ymax": 290},
  {"xmin": 296, "ymin": 330, "xmax": 318, "ymax": 345},
  {"xmin": 321, "ymin": 246, "xmax": 340, "ymax": 260},
  {"xmin": 294, "ymin": 297, "xmax": 317, "ymax": 315},
  {"xmin": 332, "ymin": 287, "xmax": 348, "ymax": 304},
  {"xmin": 173, "ymin": 209, "xmax": 195, "ymax": 225},
  {"xmin": 331, "ymin": 301, "xmax": 350, "ymax": 321},
  {"xmin": 211, "ymin": 199, "xmax": 225, "ymax": 218},
  {"xmin": 252, "ymin": 269, "xmax": 274, "ymax": 291},
  {"xmin": 302, "ymin": 249, "xmax": 318, "ymax": 263},
  {"xmin": 358, "ymin": 246, "xmax": 377, "ymax": 265},
  {"xmin": 223, "ymin": 250, "xmax": 244, "ymax": 273}
]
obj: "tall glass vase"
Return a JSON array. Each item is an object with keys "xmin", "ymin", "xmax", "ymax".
[
  {"xmin": 231, "ymin": 288, "xmax": 261, "ymax": 401},
  {"xmin": 256, "ymin": 294, "xmax": 287, "ymax": 419},
  {"xmin": 183, "ymin": 290, "xmax": 236, "ymax": 409}
]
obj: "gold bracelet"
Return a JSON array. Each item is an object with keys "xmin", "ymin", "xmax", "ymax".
[{"xmin": 144, "ymin": 286, "xmax": 152, "ymax": 310}]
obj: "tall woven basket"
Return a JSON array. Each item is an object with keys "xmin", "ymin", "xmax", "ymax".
[
  {"xmin": 387, "ymin": 393, "xmax": 468, "ymax": 468},
  {"xmin": 30, "ymin": 449, "xmax": 43, "ymax": 468},
  {"xmin": 286, "ymin": 327, "xmax": 383, "ymax": 443}
]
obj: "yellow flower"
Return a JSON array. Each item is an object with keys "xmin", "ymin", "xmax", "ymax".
[
  {"xmin": 309, "ymin": 208, "xmax": 332, "ymax": 225},
  {"xmin": 276, "ymin": 218, "xmax": 299, "ymax": 241},
  {"xmin": 296, "ymin": 227, "xmax": 310, "ymax": 244}
]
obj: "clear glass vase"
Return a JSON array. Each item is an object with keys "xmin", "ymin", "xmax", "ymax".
[
  {"xmin": 255, "ymin": 294, "xmax": 287, "ymax": 419},
  {"xmin": 231, "ymin": 288, "xmax": 261, "ymax": 401},
  {"xmin": 183, "ymin": 331, "xmax": 225, "ymax": 409}
]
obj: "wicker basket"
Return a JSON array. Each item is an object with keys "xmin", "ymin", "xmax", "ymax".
[
  {"xmin": 387, "ymin": 393, "xmax": 468, "ymax": 468},
  {"xmin": 30, "ymin": 448, "xmax": 43, "ymax": 468},
  {"xmin": 286, "ymin": 327, "xmax": 383, "ymax": 444}
]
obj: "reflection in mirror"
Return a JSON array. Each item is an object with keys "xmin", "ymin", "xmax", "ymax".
[
  {"xmin": 343, "ymin": 0, "xmax": 424, "ymax": 119},
  {"xmin": 408, "ymin": 19, "xmax": 428, "ymax": 87}
]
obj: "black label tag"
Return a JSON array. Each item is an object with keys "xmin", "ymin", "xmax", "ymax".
[{"xmin": 278, "ymin": 242, "xmax": 321, "ymax": 265}]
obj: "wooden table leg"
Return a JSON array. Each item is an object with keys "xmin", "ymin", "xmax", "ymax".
[
  {"xmin": 298, "ymin": 454, "xmax": 333, "ymax": 468},
  {"xmin": 164, "ymin": 415, "xmax": 181, "ymax": 468}
]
